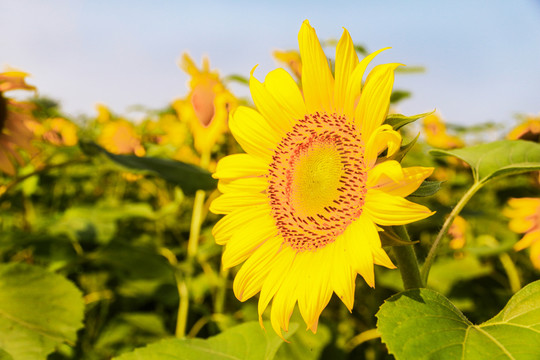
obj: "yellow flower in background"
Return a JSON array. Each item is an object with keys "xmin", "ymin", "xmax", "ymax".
[
  {"xmin": 504, "ymin": 197, "xmax": 540, "ymax": 270},
  {"xmin": 172, "ymin": 54, "xmax": 237, "ymax": 155},
  {"xmin": 507, "ymin": 115, "xmax": 540, "ymax": 142},
  {"xmin": 273, "ymin": 49, "xmax": 302, "ymax": 80},
  {"xmin": 423, "ymin": 113, "xmax": 464, "ymax": 149},
  {"xmin": 95, "ymin": 103, "xmax": 112, "ymax": 123},
  {"xmin": 31, "ymin": 117, "xmax": 78, "ymax": 147},
  {"xmin": 0, "ymin": 68, "xmax": 38, "ymax": 175},
  {"xmin": 210, "ymin": 20, "xmax": 434, "ymax": 337},
  {"xmin": 448, "ymin": 216, "xmax": 467, "ymax": 250},
  {"xmin": 98, "ymin": 119, "xmax": 145, "ymax": 157}
]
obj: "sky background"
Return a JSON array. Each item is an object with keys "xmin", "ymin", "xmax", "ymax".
[{"xmin": 2, "ymin": 0, "xmax": 540, "ymax": 129}]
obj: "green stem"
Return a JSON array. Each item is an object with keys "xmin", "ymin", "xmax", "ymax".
[
  {"xmin": 499, "ymin": 253, "xmax": 521, "ymax": 293},
  {"xmin": 420, "ymin": 181, "xmax": 484, "ymax": 284},
  {"xmin": 392, "ymin": 225, "xmax": 423, "ymax": 289}
]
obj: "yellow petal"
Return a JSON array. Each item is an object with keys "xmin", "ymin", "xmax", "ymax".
[
  {"xmin": 298, "ymin": 20, "xmax": 335, "ymax": 113},
  {"xmin": 508, "ymin": 217, "xmax": 534, "ymax": 234},
  {"xmin": 368, "ymin": 161, "xmax": 434, "ymax": 197},
  {"xmin": 264, "ymin": 68, "xmax": 306, "ymax": 120},
  {"xmin": 355, "ymin": 63, "xmax": 401, "ymax": 141},
  {"xmin": 250, "ymin": 68, "xmax": 294, "ymax": 134},
  {"xmin": 222, "ymin": 214, "xmax": 278, "ymax": 269},
  {"xmin": 514, "ymin": 230, "xmax": 540, "ymax": 251},
  {"xmin": 213, "ymin": 153, "xmax": 268, "ymax": 179},
  {"xmin": 270, "ymin": 272, "xmax": 298, "ymax": 339},
  {"xmin": 331, "ymin": 239, "xmax": 357, "ymax": 310},
  {"xmin": 258, "ymin": 246, "xmax": 296, "ymax": 326},
  {"xmin": 233, "ymin": 236, "xmax": 283, "ymax": 301},
  {"xmin": 210, "ymin": 192, "xmax": 267, "ymax": 214},
  {"xmin": 342, "ymin": 216, "xmax": 376, "ymax": 287},
  {"xmin": 334, "ymin": 28, "xmax": 358, "ymax": 114},
  {"xmin": 343, "ymin": 48, "xmax": 390, "ymax": 120},
  {"xmin": 217, "ymin": 176, "xmax": 267, "ymax": 194},
  {"xmin": 296, "ymin": 246, "xmax": 333, "ymax": 332},
  {"xmin": 212, "ymin": 204, "xmax": 271, "ymax": 245},
  {"xmin": 364, "ymin": 189, "xmax": 435, "ymax": 226},
  {"xmin": 229, "ymin": 106, "xmax": 281, "ymax": 162},
  {"xmin": 364, "ymin": 125, "xmax": 402, "ymax": 168}
]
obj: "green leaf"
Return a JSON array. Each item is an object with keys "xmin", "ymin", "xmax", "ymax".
[
  {"xmin": 430, "ymin": 140, "xmax": 540, "ymax": 184},
  {"xmin": 408, "ymin": 180, "xmax": 443, "ymax": 197},
  {"xmin": 114, "ymin": 321, "xmax": 298, "ymax": 360},
  {"xmin": 376, "ymin": 280, "xmax": 540, "ymax": 359},
  {"xmin": 389, "ymin": 90, "xmax": 411, "ymax": 104},
  {"xmin": 80, "ymin": 142, "xmax": 217, "ymax": 194},
  {"xmin": 384, "ymin": 111, "xmax": 434, "ymax": 130},
  {"xmin": 0, "ymin": 263, "xmax": 84, "ymax": 360}
]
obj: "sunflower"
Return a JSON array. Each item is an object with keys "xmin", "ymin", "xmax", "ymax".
[
  {"xmin": 31, "ymin": 117, "xmax": 78, "ymax": 147},
  {"xmin": 273, "ymin": 49, "xmax": 302, "ymax": 80},
  {"xmin": 0, "ymin": 68, "xmax": 38, "ymax": 175},
  {"xmin": 98, "ymin": 118, "xmax": 145, "ymax": 157},
  {"xmin": 448, "ymin": 216, "xmax": 467, "ymax": 250},
  {"xmin": 210, "ymin": 20, "xmax": 434, "ymax": 337},
  {"xmin": 172, "ymin": 54, "xmax": 237, "ymax": 156},
  {"xmin": 507, "ymin": 115, "xmax": 540, "ymax": 142},
  {"xmin": 504, "ymin": 197, "xmax": 540, "ymax": 270},
  {"xmin": 422, "ymin": 113, "xmax": 464, "ymax": 149}
]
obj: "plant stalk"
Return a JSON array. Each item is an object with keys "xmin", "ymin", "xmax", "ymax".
[{"xmin": 392, "ymin": 225, "xmax": 424, "ymax": 289}]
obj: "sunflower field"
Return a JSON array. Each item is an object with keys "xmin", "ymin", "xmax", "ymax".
[{"xmin": 1, "ymin": 20, "xmax": 540, "ymax": 360}]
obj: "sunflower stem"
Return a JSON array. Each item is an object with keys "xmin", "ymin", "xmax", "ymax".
[
  {"xmin": 420, "ymin": 181, "xmax": 483, "ymax": 284},
  {"xmin": 392, "ymin": 225, "xmax": 423, "ymax": 290}
]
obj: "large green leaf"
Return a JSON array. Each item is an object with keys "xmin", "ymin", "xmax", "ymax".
[
  {"xmin": 376, "ymin": 280, "xmax": 540, "ymax": 359},
  {"xmin": 80, "ymin": 141, "xmax": 217, "ymax": 194},
  {"xmin": 0, "ymin": 263, "xmax": 84, "ymax": 360},
  {"xmin": 114, "ymin": 321, "xmax": 298, "ymax": 360},
  {"xmin": 430, "ymin": 140, "xmax": 540, "ymax": 183}
]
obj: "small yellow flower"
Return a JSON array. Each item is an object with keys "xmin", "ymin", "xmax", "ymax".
[
  {"xmin": 95, "ymin": 103, "xmax": 112, "ymax": 124},
  {"xmin": 423, "ymin": 113, "xmax": 464, "ymax": 149},
  {"xmin": 0, "ymin": 68, "xmax": 38, "ymax": 175},
  {"xmin": 448, "ymin": 216, "xmax": 467, "ymax": 250},
  {"xmin": 273, "ymin": 49, "xmax": 302, "ymax": 80},
  {"xmin": 172, "ymin": 54, "xmax": 237, "ymax": 155},
  {"xmin": 31, "ymin": 117, "xmax": 78, "ymax": 147},
  {"xmin": 98, "ymin": 119, "xmax": 145, "ymax": 157},
  {"xmin": 507, "ymin": 115, "xmax": 540, "ymax": 142},
  {"xmin": 210, "ymin": 20, "xmax": 434, "ymax": 337},
  {"xmin": 504, "ymin": 197, "xmax": 540, "ymax": 269}
]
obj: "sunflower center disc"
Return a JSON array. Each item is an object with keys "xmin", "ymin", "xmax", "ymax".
[{"xmin": 268, "ymin": 112, "xmax": 368, "ymax": 251}]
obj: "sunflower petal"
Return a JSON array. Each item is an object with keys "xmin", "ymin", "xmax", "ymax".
[
  {"xmin": 368, "ymin": 161, "xmax": 434, "ymax": 197},
  {"xmin": 213, "ymin": 153, "xmax": 268, "ymax": 179},
  {"xmin": 298, "ymin": 20, "xmax": 335, "ymax": 113},
  {"xmin": 332, "ymin": 239, "xmax": 357, "ymax": 310},
  {"xmin": 355, "ymin": 63, "xmax": 401, "ymax": 140},
  {"xmin": 364, "ymin": 189, "xmax": 435, "ymax": 226},
  {"xmin": 270, "ymin": 273, "xmax": 298, "ymax": 339},
  {"xmin": 212, "ymin": 204, "xmax": 271, "ymax": 245},
  {"xmin": 263, "ymin": 68, "xmax": 306, "ymax": 122},
  {"xmin": 222, "ymin": 214, "xmax": 277, "ymax": 269},
  {"xmin": 364, "ymin": 125, "xmax": 402, "ymax": 168},
  {"xmin": 342, "ymin": 216, "xmax": 376, "ymax": 287},
  {"xmin": 233, "ymin": 236, "xmax": 283, "ymax": 301},
  {"xmin": 209, "ymin": 192, "xmax": 267, "ymax": 214},
  {"xmin": 514, "ymin": 230, "xmax": 540, "ymax": 251},
  {"xmin": 334, "ymin": 28, "xmax": 359, "ymax": 114},
  {"xmin": 217, "ymin": 176, "xmax": 267, "ymax": 194}
]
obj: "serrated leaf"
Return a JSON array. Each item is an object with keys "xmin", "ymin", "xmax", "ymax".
[
  {"xmin": 376, "ymin": 280, "xmax": 540, "ymax": 360},
  {"xmin": 385, "ymin": 111, "xmax": 434, "ymax": 131},
  {"xmin": 0, "ymin": 263, "xmax": 84, "ymax": 360},
  {"xmin": 114, "ymin": 321, "xmax": 298, "ymax": 360},
  {"xmin": 430, "ymin": 140, "xmax": 540, "ymax": 184},
  {"xmin": 408, "ymin": 180, "xmax": 443, "ymax": 197},
  {"xmin": 80, "ymin": 142, "xmax": 217, "ymax": 194}
]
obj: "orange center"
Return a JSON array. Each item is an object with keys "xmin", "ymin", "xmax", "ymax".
[{"xmin": 268, "ymin": 112, "xmax": 367, "ymax": 251}]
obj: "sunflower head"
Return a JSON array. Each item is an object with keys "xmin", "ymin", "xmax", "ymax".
[
  {"xmin": 507, "ymin": 115, "xmax": 540, "ymax": 142},
  {"xmin": 504, "ymin": 197, "xmax": 540, "ymax": 269},
  {"xmin": 423, "ymin": 113, "xmax": 464, "ymax": 149},
  {"xmin": 210, "ymin": 20, "xmax": 434, "ymax": 337},
  {"xmin": 98, "ymin": 119, "xmax": 146, "ymax": 157},
  {"xmin": 173, "ymin": 54, "xmax": 238, "ymax": 155}
]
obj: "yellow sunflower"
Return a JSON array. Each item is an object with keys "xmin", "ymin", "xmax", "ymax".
[
  {"xmin": 210, "ymin": 20, "xmax": 434, "ymax": 337},
  {"xmin": 448, "ymin": 216, "xmax": 467, "ymax": 250},
  {"xmin": 507, "ymin": 115, "xmax": 540, "ymax": 142},
  {"xmin": 0, "ymin": 68, "xmax": 38, "ymax": 175},
  {"xmin": 504, "ymin": 197, "xmax": 540, "ymax": 270},
  {"xmin": 98, "ymin": 118, "xmax": 145, "ymax": 157},
  {"xmin": 172, "ymin": 54, "xmax": 237, "ymax": 156},
  {"xmin": 273, "ymin": 49, "xmax": 302, "ymax": 80},
  {"xmin": 31, "ymin": 117, "xmax": 78, "ymax": 147},
  {"xmin": 422, "ymin": 113, "xmax": 464, "ymax": 149}
]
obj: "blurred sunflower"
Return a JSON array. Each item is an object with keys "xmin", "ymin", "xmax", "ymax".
[
  {"xmin": 172, "ymin": 54, "xmax": 237, "ymax": 157},
  {"xmin": 98, "ymin": 118, "xmax": 145, "ymax": 157},
  {"xmin": 0, "ymin": 68, "xmax": 38, "ymax": 175},
  {"xmin": 448, "ymin": 215, "xmax": 467, "ymax": 250},
  {"xmin": 30, "ymin": 117, "xmax": 78, "ymax": 147},
  {"xmin": 210, "ymin": 20, "xmax": 434, "ymax": 337},
  {"xmin": 504, "ymin": 197, "xmax": 540, "ymax": 270},
  {"xmin": 273, "ymin": 49, "xmax": 302, "ymax": 80},
  {"xmin": 507, "ymin": 115, "xmax": 540, "ymax": 142},
  {"xmin": 423, "ymin": 113, "xmax": 464, "ymax": 149}
]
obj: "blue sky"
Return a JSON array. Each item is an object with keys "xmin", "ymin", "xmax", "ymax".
[{"xmin": 2, "ymin": 0, "xmax": 540, "ymax": 128}]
